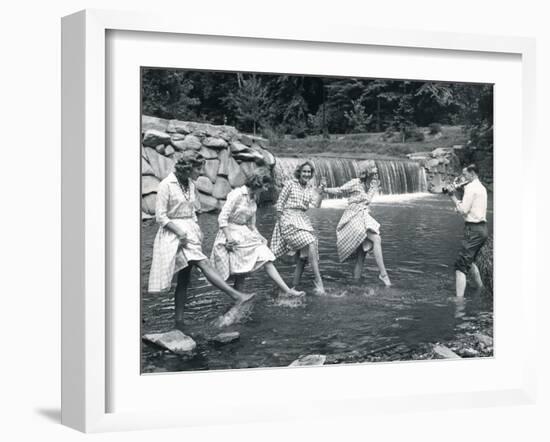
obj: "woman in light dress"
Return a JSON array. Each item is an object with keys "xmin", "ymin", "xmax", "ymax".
[
  {"xmin": 322, "ymin": 162, "xmax": 391, "ymax": 286},
  {"xmin": 148, "ymin": 151, "xmax": 255, "ymax": 326},
  {"xmin": 270, "ymin": 161, "xmax": 326, "ymax": 294},
  {"xmin": 211, "ymin": 168, "xmax": 305, "ymax": 297}
]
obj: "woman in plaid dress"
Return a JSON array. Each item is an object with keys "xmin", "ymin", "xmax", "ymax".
[
  {"xmin": 148, "ymin": 152, "xmax": 255, "ymax": 325},
  {"xmin": 271, "ymin": 161, "xmax": 326, "ymax": 294},
  {"xmin": 211, "ymin": 169, "xmax": 305, "ymax": 297},
  {"xmin": 322, "ymin": 162, "xmax": 391, "ymax": 286}
]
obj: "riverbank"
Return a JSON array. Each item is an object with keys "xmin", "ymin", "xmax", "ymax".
[{"xmin": 266, "ymin": 125, "xmax": 467, "ymax": 159}]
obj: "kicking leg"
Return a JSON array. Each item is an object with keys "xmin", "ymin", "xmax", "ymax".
[
  {"xmin": 194, "ymin": 259, "xmax": 254, "ymax": 304},
  {"xmin": 367, "ymin": 232, "xmax": 391, "ymax": 286},
  {"xmin": 292, "ymin": 253, "xmax": 306, "ymax": 289}
]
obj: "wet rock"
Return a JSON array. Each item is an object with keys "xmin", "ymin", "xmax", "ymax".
[
  {"xmin": 217, "ymin": 149, "xmax": 230, "ymax": 176},
  {"xmin": 289, "ymin": 354, "xmax": 326, "ymax": 367},
  {"xmin": 432, "ymin": 344, "xmax": 461, "ymax": 359},
  {"xmin": 155, "ymin": 144, "xmax": 166, "ymax": 155},
  {"xmin": 474, "ymin": 333, "xmax": 493, "ymax": 347},
  {"xmin": 211, "ymin": 331, "xmax": 240, "ymax": 345},
  {"xmin": 143, "ymin": 129, "xmax": 171, "ymax": 148},
  {"xmin": 457, "ymin": 347, "xmax": 479, "ymax": 357},
  {"xmin": 167, "ymin": 120, "xmax": 192, "ymax": 134},
  {"xmin": 142, "ymin": 330, "xmax": 197, "ymax": 355}
]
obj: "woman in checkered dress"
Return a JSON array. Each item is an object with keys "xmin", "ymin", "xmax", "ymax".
[
  {"xmin": 148, "ymin": 152, "xmax": 255, "ymax": 325},
  {"xmin": 211, "ymin": 168, "xmax": 305, "ymax": 297},
  {"xmin": 322, "ymin": 162, "xmax": 391, "ymax": 286},
  {"xmin": 271, "ymin": 161, "xmax": 326, "ymax": 294}
]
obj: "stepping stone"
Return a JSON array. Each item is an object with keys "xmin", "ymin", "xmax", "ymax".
[
  {"xmin": 142, "ymin": 330, "xmax": 196, "ymax": 355},
  {"xmin": 289, "ymin": 354, "xmax": 326, "ymax": 367},
  {"xmin": 432, "ymin": 344, "xmax": 461, "ymax": 359},
  {"xmin": 210, "ymin": 332, "xmax": 240, "ymax": 345}
]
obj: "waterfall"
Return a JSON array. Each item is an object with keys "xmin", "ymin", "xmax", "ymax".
[{"xmin": 273, "ymin": 157, "xmax": 427, "ymax": 195}]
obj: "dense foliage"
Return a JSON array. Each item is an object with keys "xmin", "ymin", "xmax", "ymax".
[{"xmin": 142, "ymin": 68, "xmax": 493, "ymax": 143}]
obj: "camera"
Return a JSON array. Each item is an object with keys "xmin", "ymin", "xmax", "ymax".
[{"xmin": 442, "ymin": 177, "xmax": 468, "ymax": 195}]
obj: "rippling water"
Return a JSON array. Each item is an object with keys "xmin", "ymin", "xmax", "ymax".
[{"xmin": 141, "ymin": 194, "xmax": 493, "ymax": 373}]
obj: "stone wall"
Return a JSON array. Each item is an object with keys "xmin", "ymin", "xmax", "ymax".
[
  {"xmin": 141, "ymin": 116, "xmax": 276, "ymax": 219},
  {"xmin": 408, "ymin": 146, "xmax": 462, "ymax": 193}
]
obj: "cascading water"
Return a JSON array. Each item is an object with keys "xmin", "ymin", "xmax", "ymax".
[{"xmin": 273, "ymin": 157, "xmax": 428, "ymax": 195}]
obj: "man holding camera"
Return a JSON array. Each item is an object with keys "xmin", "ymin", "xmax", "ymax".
[{"xmin": 447, "ymin": 164, "xmax": 488, "ymax": 298}]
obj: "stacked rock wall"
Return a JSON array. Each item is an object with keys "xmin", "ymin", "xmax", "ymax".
[
  {"xmin": 408, "ymin": 146, "xmax": 462, "ymax": 193},
  {"xmin": 141, "ymin": 116, "xmax": 276, "ymax": 219}
]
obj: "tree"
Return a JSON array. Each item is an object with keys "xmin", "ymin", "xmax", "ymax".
[
  {"xmin": 142, "ymin": 69, "xmax": 200, "ymax": 120},
  {"xmin": 344, "ymin": 100, "xmax": 373, "ymax": 133},
  {"xmin": 223, "ymin": 74, "xmax": 272, "ymax": 135}
]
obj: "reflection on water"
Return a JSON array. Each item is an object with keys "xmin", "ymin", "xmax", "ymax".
[{"xmin": 141, "ymin": 194, "xmax": 493, "ymax": 373}]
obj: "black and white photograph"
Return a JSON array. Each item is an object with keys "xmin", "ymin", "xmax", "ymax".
[{"xmin": 140, "ymin": 68, "xmax": 494, "ymax": 373}]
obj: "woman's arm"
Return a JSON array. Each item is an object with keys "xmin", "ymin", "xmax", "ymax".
[
  {"xmin": 324, "ymin": 179, "xmax": 356, "ymax": 196},
  {"xmin": 219, "ymin": 189, "xmax": 241, "ymax": 247},
  {"xmin": 155, "ymin": 181, "xmax": 188, "ymax": 241},
  {"xmin": 275, "ymin": 182, "xmax": 292, "ymax": 218}
]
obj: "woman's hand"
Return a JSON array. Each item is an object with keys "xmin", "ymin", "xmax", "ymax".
[
  {"xmin": 177, "ymin": 230, "xmax": 188, "ymax": 247},
  {"xmin": 223, "ymin": 231, "xmax": 238, "ymax": 252}
]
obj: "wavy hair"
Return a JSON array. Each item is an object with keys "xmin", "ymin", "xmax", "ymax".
[
  {"xmin": 245, "ymin": 167, "xmax": 272, "ymax": 190},
  {"xmin": 293, "ymin": 161, "xmax": 315, "ymax": 179}
]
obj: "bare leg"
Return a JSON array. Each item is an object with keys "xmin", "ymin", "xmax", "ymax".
[
  {"xmin": 353, "ymin": 249, "xmax": 366, "ymax": 281},
  {"xmin": 308, "ymin": 243, "xmax": 325, "ymax": 293},
  {"xmin": 263, "ymin": 262, "xmax": 296, "ymax": 294},
  {"xmin": 456, "ymin": 270, "xmax": 467, "ymax": 298},
  {"xmin": 293, "ymin": 253, "xmax": 306, "ymax": 288},
  {"xmin": 194, "ymin": 259, "xmax": 254, "ymax": 304},
  {"xmin": 175, "ymin": 266, "xmax": 192, "ymax": 324},
  {"xmin": 233, "ymin": 274, "xmax": 246, "ymax": 292},
  {"xmin": 469, "ymin": 263, "xmax": 483, "ymax": 288},
  {"xmin": 367, "ymin": 232, "xmax": 391, "ymax": 286}
]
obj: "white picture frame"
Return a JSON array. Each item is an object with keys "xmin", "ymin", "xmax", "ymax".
[{"xmin": 61, "ymin": 9, "xmax": 537, "ymax": 433}]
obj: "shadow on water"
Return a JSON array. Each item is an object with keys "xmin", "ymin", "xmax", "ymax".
[{"xmin": 141, "ymin": 194, "xmax": 493, "ymax": 373}]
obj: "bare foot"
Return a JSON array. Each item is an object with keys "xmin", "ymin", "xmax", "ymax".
[
  {"xmin": 378, "ymin": 273, "xmax": 392, "ymax": 287},
  {"xmin": 313, "ymin": 282, "xmax": 326, "ymax": 296},
  {"xmin": 281, "ymin": 288, "xmax": 306, "ymax": 297}
]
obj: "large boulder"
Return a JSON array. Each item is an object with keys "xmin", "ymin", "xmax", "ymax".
[
  {"xmin": 142, "ymin": 175, "xmax": 160, "ymax": 195},
  {"xmin": 142, "ymin": 330, "xmax": 197, "ymax": 356},
  {"xmin": 195, "ymin": 176, "xmax": 214, "ymax": 195},
  {"xmin": 203, "ymin": 159, "xmax": 219, "ymax": 183},
  {"xmin": 171, "ymin": 134, "xmax": 202, "ymax": 151},
  {"xmin": 141, "ymin": 193, "xmax": 157, "ymax": 215},
  {"xmin": 217, "ymin": 149, "xmax": 230, "ymax": 176},
  {"xmin": 230, "ymin": 141, "xmax": 249, "ymax": 153},
  {"xmin": 197, "ymin": 192, "xmax": 218, "ymax": 212},
  {"xmin": 239, "ymin": 161, "xmax": 257, "ymax": 178},
  {"xmin": 212, "ymin": 177, "xmax": 232, "ymax": 199},
  {"xmin": 202, "ymin": 137, "xmax": 228, "ymax": 150},
  {"xmin": 228, "ymin": 157, "xmax": 246, "ymax": 187},
  {"xmin": 143, "ymin": 129, "xmax": 171, "ymax": 148},
  {"xmin": 142, "ymin": 116, "xmax": 169, "ymax": 133},
  {"xmin": 199, "ymin": 146, "xmax": 219, "ymax": 159},
  {"xmin": 289, "ymin": 354, "xmax": 326, "ymax": 366},
  {"xmin": 142, "ymin": 157, "xmax": 155, "ymax": 176},
  {"xmin": 143, "ymin": 147, "xmax": 175, "ymax": 180}
]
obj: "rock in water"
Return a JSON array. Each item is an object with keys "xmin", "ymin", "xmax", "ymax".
[
  {"xmin": 432, "ymin": 344, "xmax": 461, "ymax": 359},
  {"xmin": 289, "ymin": 354, "xmax": 327, "ymax": 366},
  {"xmin": 142, "ymin": 330, "xmax": 197, "ymax": 355},
  {"xmin": 211, "ymin": 332, "xmax": 240, "ymax": 345}
]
